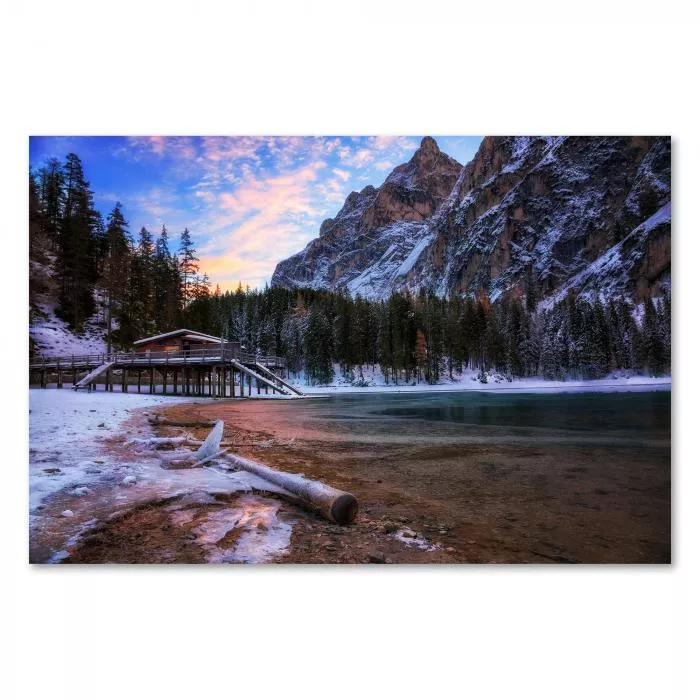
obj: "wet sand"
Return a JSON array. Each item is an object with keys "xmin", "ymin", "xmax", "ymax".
[{"xmin": 150, "ymin": 395, "xmax": 671, "ymax": 564}]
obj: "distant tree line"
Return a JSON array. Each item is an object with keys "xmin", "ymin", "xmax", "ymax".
[
  {"xmin": 193, "ymin": 286, "xmax": 671, "ymax": 384},
  {"xmin": 30, "ymin": 153, "xmax": 213, "ymax": 349},
  {"xmin": 29, "ymin": 153, "xmax": 671, "ymax": 381}
]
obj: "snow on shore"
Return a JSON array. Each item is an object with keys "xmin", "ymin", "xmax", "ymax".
[
  {"xmin": 29, "ymin": 389, "xmax": 195, "ymax": 512},
  {"xmin": 292, "ymin": 366, "xmax": 671, "ymax": 396},
  {"xmin": 29, "ymin": 389, "xmax": 294, "ymax": 563}
]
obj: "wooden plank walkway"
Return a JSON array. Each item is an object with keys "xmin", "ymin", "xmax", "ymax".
[
  {"xmin": 29, "ymin": 344, "xmax": 286, "ymax": 371},
  {"xmin": 28, "ymin": 344, "xmax": 303, "ymax": 398}
]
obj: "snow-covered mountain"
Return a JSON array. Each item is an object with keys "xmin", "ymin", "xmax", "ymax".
[{"xmin": 271, "ymin": 136, "xmax": 671, "ymax": 303}]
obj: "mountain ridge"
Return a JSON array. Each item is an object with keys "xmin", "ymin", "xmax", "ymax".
[{"xmin": 271, "ymin": 136, "xmax": 671, "ymax": 305}]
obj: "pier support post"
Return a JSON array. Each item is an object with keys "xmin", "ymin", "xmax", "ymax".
[
  {"xmin": 57, "ymin": 368, "xmax": 63, "ymax": 389},
  {"xmin": 173, "ymin": 370, "xmax": 178, "ymax": 396},
  {"xmin": 149, "ymin": 368, "xmax": 154, "ymax": 394},
  {"xmin": 137, "ymin": 370, "xmax": 142, "ymax": 394},
  {"xmin": 248, "ymin": 374, "xmax": 252, "ymax": 397},
  {"xmin": 162, "ymin": 369, "xmax": 167, "ymax": 395},
  {"xmin": 122, "ymin": 369, "xmax": 127, "ymax": 393}
]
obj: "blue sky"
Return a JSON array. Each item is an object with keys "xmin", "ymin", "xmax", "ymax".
[{"xmin": 29, "ymin": 135, "xmax": 483, "ymax": 291}]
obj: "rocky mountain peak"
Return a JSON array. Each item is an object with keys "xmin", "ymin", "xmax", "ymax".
[
  {"xmin": 419, "ymin": 135, "xmax": 439, "ymax": 152},
  {"xmin": 359, "ymin": 138, "xmax": 462, "ymax": 231},
  {"xmin": 385, "ymin": 136, "xmax": 461, "ymax": 193},
  {"xmin": 271, "ymin": 136, "xmax": 671, "ymax": 304}
]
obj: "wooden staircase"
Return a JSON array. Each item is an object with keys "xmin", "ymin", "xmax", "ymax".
[
  {"xmin": 254, "ymin": 362, "xmax": 305, "ymax": 396},
  {"xmin": 73, "ymin": 361, "xmax": 116, "ymax": 390},
  {"xmin": 230, "ymin": 360, "xmax": 303, "ymax": 397}
]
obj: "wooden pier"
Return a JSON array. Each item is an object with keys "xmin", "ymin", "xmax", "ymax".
[{"xmin": 28, "ymin": 343, "xmax": 304, "ymax": 398}]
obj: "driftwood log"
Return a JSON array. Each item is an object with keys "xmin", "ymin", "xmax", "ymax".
[{"xmin": 221, "ymin": 453, "xmax": 358, "ymax": 525}]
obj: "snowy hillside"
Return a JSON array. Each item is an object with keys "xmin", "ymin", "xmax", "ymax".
[
  {"xmin": 30, "ymin": 300, "xmax": 108, "ymax": 356},
  {"xmin": 30, "ymin": 251, "xmax": 108, "ymax": 357},
  {"xmin": 272, "ymin": 136, "xmax": 671, "ymax": 305}
]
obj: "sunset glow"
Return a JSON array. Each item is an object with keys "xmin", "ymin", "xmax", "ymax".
[{"xmin": 29, "ymin": 136, "xmax": 482, "ymax": 291}]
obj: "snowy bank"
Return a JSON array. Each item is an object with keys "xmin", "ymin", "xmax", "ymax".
[
  {"xmin": 29, "ymin": 389, "xmax": 198, "ymax": 512},
  {"xmin": 29, "ymin": 389, "xmax": 295, "ymax": 563},
  {"xmin": 294, "ymin": 366, "xmax": 671, "ymax": 396}
]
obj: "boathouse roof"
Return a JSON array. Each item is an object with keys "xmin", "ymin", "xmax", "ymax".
[{"xmin": 132, "ymin": 329, "xmax": 223, "ymax": 347}]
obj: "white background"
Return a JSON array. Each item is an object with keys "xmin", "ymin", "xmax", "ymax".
[{"xmin": 2, "ymin": 2, "xmax": 697, "ymax": 698}]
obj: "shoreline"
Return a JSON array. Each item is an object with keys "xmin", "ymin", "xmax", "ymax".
[
  {"xmin": 299, "ymin": 376, "xmax": 672, "ymax": 396},
  {"xmin": 28, "ymin": 384, "xmax": 671, "ymax": 564},
  {"xmin": 154, "ymin": 393, "xmax": 670, "ymax": 563}
]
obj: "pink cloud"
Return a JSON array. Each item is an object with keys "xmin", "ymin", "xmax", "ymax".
[
  {"xmin": 198, "ymin": 160, "xmax": 330, "ymax": 288},
  {"xmin": 125, "ymin": 136, "xmax": 197, "ymax": 162},
  {"xmin": 199, "ymin": 136, "xmax": 262, "ymax": 164},
  {"xmin": 370, "ymin": 135, "xmax": 417, "ymax": 151},
  {"xmin": 112, "ymin": 135, "xmax": 427, "ymax": 290},
  {"xmin": 343, "ymin": 148, "xmax": 373, "ymax": 168}
]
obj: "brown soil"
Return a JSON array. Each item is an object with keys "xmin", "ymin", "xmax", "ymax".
[
  {"xmin": 153, "ymin": 399, "xmax": 670, "ymax": 564},
  {"xmin": 64, "ymin": 492, "xmax": 272, "ymax": 564},
  {"xmin": 61, "ymin": 395, "xmax": 670, "ymax": 565}
]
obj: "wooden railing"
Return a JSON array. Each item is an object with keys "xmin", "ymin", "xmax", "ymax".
[{"xmin": 29, "ymin": 344, "xmax": 286, "ymax": 370}]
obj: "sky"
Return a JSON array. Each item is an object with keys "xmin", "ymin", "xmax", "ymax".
[{"xmin": 29, "ymin": 135, "xmax": 483, "ymax": 291}]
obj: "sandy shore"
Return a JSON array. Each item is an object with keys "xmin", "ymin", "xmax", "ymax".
[{"xmin": 150, "ymin": 396, "xmax": 671, "ymax": 564}]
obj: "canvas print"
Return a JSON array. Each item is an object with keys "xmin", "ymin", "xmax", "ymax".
[{"xmin": 28, "ymin": 136, "xmax": 671, "ymax": 564}]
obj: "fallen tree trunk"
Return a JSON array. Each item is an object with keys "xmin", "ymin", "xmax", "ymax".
[{"xmin": 221, "ymin": 453, "xmax": 358, "ymax": 525}]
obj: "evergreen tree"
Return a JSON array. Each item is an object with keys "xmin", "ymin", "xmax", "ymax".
[
  {"xmin": 56, "ymin": 153, "xmax": 98, "ymax": 328},
  {"xmin": 414, "ymin": 329, "xmax": 428, "ymax": 382},
  {"xmin": 642, "ymin": 297, "xmax": 665, "ymax": 375},
  {"xmin": 305, "ymin": 304, "xmax": 333, "ymax": 384},
  {"xmin": 29, "ymin": 171, "xmax": 44, "ymax": 260},
  {"xmin": 102, "ymin": 202, "xmax": 131, "ymax": 349},
  {"xmin": 179, "ymin": 228, "xmax": 199, "ymax": 307},
  {"xmin": 37, "ymin": 157, "xmax": 64, "ymax": 247},
  {"xmin": 126, "ymin": 226, "xmax": 156, "ymax": 340},
  {"xmin": 506, "ymin": 298, "xmax": 525, "ymax": 377},
  {"xmin": 377, "ymin": 302, "xmax": 393, "ymax": 384}
]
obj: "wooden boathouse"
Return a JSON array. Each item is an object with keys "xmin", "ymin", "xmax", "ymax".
[{"xmin": 28, "ymin": 328, "xmax": 304, "ymax": 398}]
